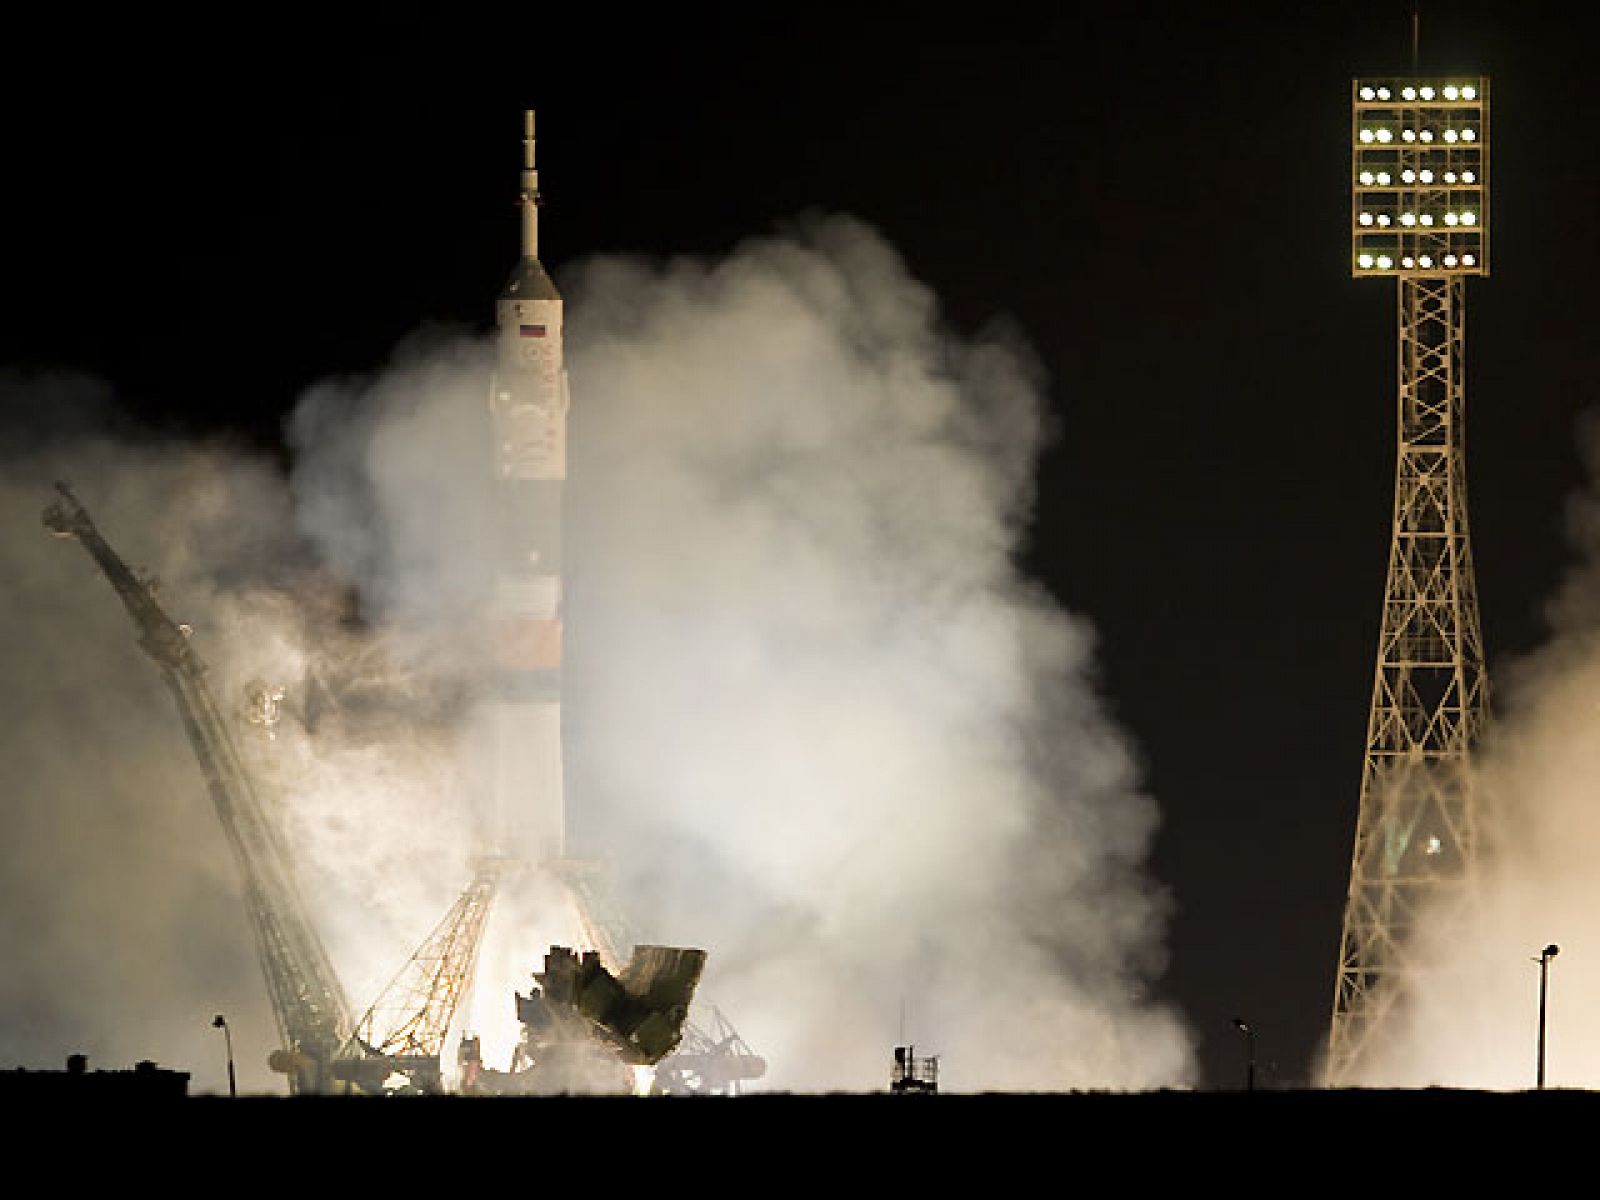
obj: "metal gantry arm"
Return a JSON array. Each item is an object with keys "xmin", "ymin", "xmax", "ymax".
[
  {"xmin": 44, "ymin": 482, "xmax": 354, "ymax": 1094},
  {"xmin": 338, "ymin": 860, "xmax": 503, "ymax": 1092}
]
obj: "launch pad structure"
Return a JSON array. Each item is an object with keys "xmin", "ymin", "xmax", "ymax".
[
  {"xmin": 43, "ymin": 482, "xmax": 718, "ymax": 1095},
  {"xmin": 43, "ymin": 485, "xmax": 353, "ymax": 1096},
  {"xmin": 41, "ymin": 111, "xmax": 765, "ymax": 1098},
  {"xmin": 1326, "ymin": 75, "xmax": 1491, "ymax": 1083}
]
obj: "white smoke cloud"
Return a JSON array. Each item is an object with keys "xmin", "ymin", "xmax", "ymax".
[
  {"xmin": 0, "ymin": 374, "xmax": 475, "ymax": 1094},
  {"xmin": 549, "ymin": 217, "xmax": 1190, "ymax": 1089},
  {"xmin": 1336, "ymin": 413, "xmax": 1600, "ymax": 1089},
  {"xmin": 0, "ymin": 384, "xmax": 309, "ymax": 1093},
  {"xmin": 0, "ymin": 215, "xmax": 1194, "ymax": 1093}
]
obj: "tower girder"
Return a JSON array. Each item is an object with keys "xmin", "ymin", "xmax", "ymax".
[{"xmin": 1326, "ymin": 270, "xmax": 1491, "ymax": 1083}]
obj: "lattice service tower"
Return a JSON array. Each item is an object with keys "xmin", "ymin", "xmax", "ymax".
[{"xmin": 1326, "ymin": 77, "xmax": 1492, "ymax": 1084}]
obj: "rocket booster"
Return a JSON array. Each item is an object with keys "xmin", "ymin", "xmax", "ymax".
[
  {"xmin": 494, "ymin": 110, "xmax": 567, "ymax": 479},
  {"xmin": 487, "ymin": 110, "xmax": 570, "ymax": 863}
]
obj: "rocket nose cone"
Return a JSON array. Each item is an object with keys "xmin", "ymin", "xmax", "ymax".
[{"xmin": 503, "ymin": 257, "xmax": 560, "ymax": 302}]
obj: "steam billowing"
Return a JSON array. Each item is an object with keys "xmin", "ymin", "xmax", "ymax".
[
  {"xmin": 1333, "ymin": 415, "xmax": 1600, "ymax": 1088},
  {"xmin": 0, "ymin": 217, "xmax": 1193, "ymax": 1092}
]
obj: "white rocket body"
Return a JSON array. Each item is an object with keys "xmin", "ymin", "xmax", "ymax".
[{"xmin": 485, "ymin": 111, "xmax": 569, "ymax": 864}]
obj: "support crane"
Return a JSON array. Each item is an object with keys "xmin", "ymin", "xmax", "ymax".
[
  {"xmin": 45, "ymin": 480, "xmax": 755, "ymax": 1095},
  {"xmin": 336, "ymin": 861, "xmax": 503, "ymax": 1093},
  {"xmin": 655, "ymin": 1006, "xmax": 767, "ymax": 1095},
  {"xmin": 43, "ymin": 482, "xmax": 354, "ymax": 1094}
]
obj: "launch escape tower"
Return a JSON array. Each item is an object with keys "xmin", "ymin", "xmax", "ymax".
[{"xmin": 1326, "ymin": 76, "xmax": 1492, "ymax": 1083}]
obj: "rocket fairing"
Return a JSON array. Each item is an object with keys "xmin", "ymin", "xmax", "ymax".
[{"xmin": 487, "ymin": 110, "xmax": 570, "ymax": 863}]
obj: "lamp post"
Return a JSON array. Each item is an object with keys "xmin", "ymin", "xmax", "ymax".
[
  {"xmin": 1231, "ymin": 1018, "xmax": 1256, "ymax": 1092},
  {"xmin": 1535, "ymin": 945, "xmax": 1559, "ymax": 1090},
  {"xmin": 212, "ymin": 1014, "xmax": 237, "ymax": 1098}
]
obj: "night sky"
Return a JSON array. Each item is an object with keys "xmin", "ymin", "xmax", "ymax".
[{"xmin": 5, "ymin": 3, "xmax": 1598, "ymax": 1088}]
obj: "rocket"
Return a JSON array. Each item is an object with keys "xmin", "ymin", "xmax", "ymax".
[{"xmin": 486, "ymin": 110, "xmax": 569, "ymax": 863}]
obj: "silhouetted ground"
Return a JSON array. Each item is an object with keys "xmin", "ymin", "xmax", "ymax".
[{"xmin": 18, "ymin": 1085, "xmax": 1597, "ymax": 1174}]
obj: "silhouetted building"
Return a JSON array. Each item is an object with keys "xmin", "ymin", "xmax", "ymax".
[
  {"xmin": 0, "ymin": 1055, "xmax": 189, "ymax": 1098},
  {"xmin": 891, "ymin": 1046, "xmax": 939, "ymax": 1093}
]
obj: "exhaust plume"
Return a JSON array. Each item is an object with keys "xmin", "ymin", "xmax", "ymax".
[
  {"xmin": 1, "ymin": 216, "xmax": 1194, "ymax": 1092},
  {"xmin": 291, "ymin": 215, "xmax": 1193, "ymax": 1089}
]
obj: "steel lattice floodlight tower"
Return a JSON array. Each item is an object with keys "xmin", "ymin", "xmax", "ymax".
[{"xmin": 1325, "ymin": 77, "xmax": 1492, "ymax": 1085}]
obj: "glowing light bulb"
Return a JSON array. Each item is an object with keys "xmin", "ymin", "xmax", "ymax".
[
  {"xmin": 1359, "ymin": 212, "xmax": 1375, "ymax": 226},
  {"xmin": 1462, "ymin": 211, "xmax": 1476, "ymax": 225},
  {"xmin": 1443, "ymin": 254, "xmax": 1458, "ymax": 267},
  {"xmin": 1376, "ymin": 213, "xmax": 1391, "ymax": 226},
  {"xmin": 1462, "ymin": 128, "xmax": 1477, "ymax": 142},
  {"xmin": 1419, "ymin": 255, "xmax": 1433, "ymax": 268},
  {"xmin": 1401, "ymin": 168, "xmax": 1416, "ymax": 183},
  {"xmin": 1358, "ymin": 254, "xmax": 1375, "ymax": 269},
  {"xmin": 1360, "ymin": 85, "xmax": 1376, "ymax": 100},
  {"xmin": 1462, "ymin": 169, "xmax": 1476, "ymax": 183},
  {"xmin": 1377, "ymin": 255, "xmax": 1394, "ymax": 269},
  {"xmin": 1419, "ymin": 169, "xmax": 1434, "ymax": 183},
  {"xmin": 1444, "ymin": 211, "xmax": 1459, "ymax": 225},
  {"xmin": 1376, "ymin": 171, "xmax": 1392, "ymax": 185},
  {"xmin": 1419, "ymin": 129, "xmax": 1434, "ymax": 142},
  {"xmin": 1443, "ymin": 170, "xmax": 1457, "ymax": 183},
  {"xmin": 1360, "ymin": 128, "xmax": 1376, "ymax": 143},
  {"xmin": 1402, "ymin": 256, "xmax": 1416, "ymax": 268},
  {"xmin": 1420, "ymin": 213, "xmax": 1434, "ymax": 226},
  {"xmin": 1402, "ymin": 86, "xmax": 1417, "ymax": 100},
  {"xmin": 1402, "ymin": 128, "xmax": 1417, "ymax": 142},
  {"xmin": 1444, "ymin": 128, "xmax": 1459, "ymax": 143},
  {"xmin": 1462, "ymin": 253, "xmax": 1477, "ymax": 266},
  {"xmin": 1400, "ymin": 212, "xmax": 1416, "ymax": 226},
  {"xmin": 1462, "ymin": 85, "xmax": 1476, "ymax": 100},
  {"xmin": 1420, "ymin": 86, "xmax": 1435, "ymax": 100},
  {"xmin": 1377, "ymin": 128, "xmax": 1393, "ymax": 143},
  {"xmin": 1444, "ymin": 85, "xmax": 1460, "ymax": 100},
  {"xmin": 1359, "ymin": 170, "xmax": 1374, "ymax": 185}
]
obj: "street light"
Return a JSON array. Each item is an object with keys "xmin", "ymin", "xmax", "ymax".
[
  {"xmin": 1231, "ymin": 1017, "xmax": 1256, "ymax": 1092},
  {"xmin": 212, "ymin": 1014, "xmax": 237, "ymax": 1098},
  {"xmin": 1535, "ymin": 945, "xmax": 1559, "ymax": 1090}
]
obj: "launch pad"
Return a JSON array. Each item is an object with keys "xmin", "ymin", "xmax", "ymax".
[
  {"xmin": 39, "ymin": 110, "xmax": 765, "ymax": 1098},
  {"xmin": 44, "ymin": 480, "xmax": 719, "ymax": 1094}
]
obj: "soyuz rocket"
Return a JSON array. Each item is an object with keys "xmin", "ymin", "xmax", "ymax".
[{"xmin": 486, "ymin": 110, "xmax": 569, "ymax": 864}]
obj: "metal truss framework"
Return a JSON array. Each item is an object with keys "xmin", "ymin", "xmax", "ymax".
[
  {"xmin": 349, "ymin": 863, "xmax": 501, "ymax": 1066},
  {"xmin": 43, "ymin": 484, "xmax": 354, "ymax": 1095},
  {"xmin": 1326, "ymin": 276, "xmax": 1490, "ymax": 1083}
]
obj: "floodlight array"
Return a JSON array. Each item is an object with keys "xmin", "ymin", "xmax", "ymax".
[{"xmin": 1351, "ymin": 77, "xmax": 1489, "ymax": 276}]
